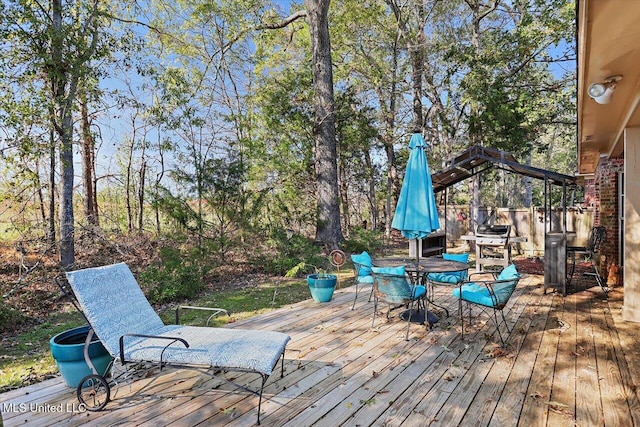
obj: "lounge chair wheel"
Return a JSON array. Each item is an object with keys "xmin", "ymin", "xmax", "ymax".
[{"xmin": 77, "ymin": 374, "xmax": 110, "ymax": 411}]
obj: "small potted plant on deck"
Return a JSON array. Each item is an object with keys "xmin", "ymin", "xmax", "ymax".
[{"xmin": 286, "ymin": 262, "xmax": 338, "ymax": 303}]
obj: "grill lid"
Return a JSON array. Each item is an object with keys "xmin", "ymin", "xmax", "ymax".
[{"xmin": 476, "ymin": 224, "xmax": 510, "ymax": 237}]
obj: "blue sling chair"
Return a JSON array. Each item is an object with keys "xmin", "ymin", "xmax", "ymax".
[
  {"xmin": 425, "ymin": 252, "xmax": 470, "ymax": 317},
  {"xmin": 371, "ymin": 265, "xmax": 427, "ymax": 340},
  {"xmin": 62, "ymin": 263, "xmax": 290, "ymax": 425},
  {"xmin": 350, "ymin": 251, "xmax": 374, "ymax": 310},
  {"xmin": 452, "ymin": 263, "xmax": 520, "ymax": 346}
]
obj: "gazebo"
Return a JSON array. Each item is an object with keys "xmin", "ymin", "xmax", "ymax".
[{"xmin": 430, "ymin": 145, "xmax": 577, "ymax": 295}]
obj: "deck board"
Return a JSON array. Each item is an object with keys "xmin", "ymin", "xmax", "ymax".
[
  {"xmin": 2, "ymin": 273, "xmax": 639, "ymax": 426},
  {"xmin": 592, "ymin": 294, "xmax": 635, "ymax": 427},
  {"xmin": 458, "ymin": 285, "xmax": 546, "ymax": 427},
  {"xmin": 517, "ymin": 292, "xmax": 560, "ymax": 427},
  {"xmin": 546, "ymin": 285, "xmax": 577, "ymax": 426},
  {"xmin": 575, "ymin": 291, "xmax": 604, "ymax": 427}
]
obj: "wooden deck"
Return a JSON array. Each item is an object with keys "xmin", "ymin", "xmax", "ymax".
[{"xmin": 2, "ymin": 273, "xmax": 640, "ymax": 426}]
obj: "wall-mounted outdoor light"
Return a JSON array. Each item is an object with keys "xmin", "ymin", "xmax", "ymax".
[{"xmin": 588, "ymin": 75, "xmax": 623, "ymax": 104}]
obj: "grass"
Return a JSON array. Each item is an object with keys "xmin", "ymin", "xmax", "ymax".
[
  {"xmin": 0, "ymin": 308, "xmax": 85, "ymax": 392},
  {"xmin": 159, "ymin": 278, "xmax": 313, "ymax": 325},
  {"xmin": 0, "ymin": 276, "xmax": 322, "ymax": 394}
]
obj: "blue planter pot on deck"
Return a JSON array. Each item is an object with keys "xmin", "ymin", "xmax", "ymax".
[
  {"xmin": 307, "ymin": 274, "xmax": 337, "ymax": 303},
  {"xmin": 49, "ymin": 325, "xmax": 113, "ymax": 388}
]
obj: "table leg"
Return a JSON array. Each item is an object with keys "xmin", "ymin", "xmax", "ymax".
[{"xmin": 420, "ymin": 275, "xmax": 449, "ymax": 318}]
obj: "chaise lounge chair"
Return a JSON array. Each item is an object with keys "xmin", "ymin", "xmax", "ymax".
[{"xmin": 63, "ymin": 262, "xmax": 290, "ymax": 425}]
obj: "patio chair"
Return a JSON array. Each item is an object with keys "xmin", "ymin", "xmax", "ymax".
[
  {"xmin": 567, "ymin": 226, "xmax": 608, "ymax": 294},
  {"xmin": 63, "ymin": 262, "xmax": 290, "ymax": 425},
  {"xmin": 452, "ymin": 263, "xmax": 520, "ymax": 346},
  {"xmin": 425, "ymin": 252, "xmax": 470, "ymax": 316},
  {"xmin": 371, "ymin": 266, "xmax": 427, "ymax": 340},
  {"xmin": 351, "ymin": 251, "xmax": 374, "ymax": 310}
]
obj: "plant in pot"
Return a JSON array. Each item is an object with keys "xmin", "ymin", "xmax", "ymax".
[{"xmin": 286, "ymin": 262, "xmax": 337, "ymax": 303}]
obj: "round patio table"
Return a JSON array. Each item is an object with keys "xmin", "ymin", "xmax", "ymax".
[
  {"xmin": 372, "ymin": 257, "xmax": 470, "ymax": 318},
  {"xmin": 373, "ymin": 257, "xmax": 469, "ymax": 274}
]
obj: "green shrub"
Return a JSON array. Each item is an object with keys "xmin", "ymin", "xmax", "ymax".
[
  {"xmin": 139, "ymin": 246, "xmax": 207, "ymax": 304},
  {"xmin": 251, "ymin": 229, "xmax": 328, "ymax": 276},
  {"xmin": 342, "ymin": 227, "xmax": 384, "ymax": 255}
]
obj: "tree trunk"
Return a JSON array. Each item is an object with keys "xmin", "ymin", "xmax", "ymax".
[
  {"xmin": 48, "ymin": 126, "xmax": 56, "ymax": 245},
  {"xmin": 52, "ymin": 0, "xmax": 75, "ymax": 269},
  {"xmin": 48, "ymin": 0, "xmax": 100, "ymax": 267},
  {"xmin": 125, "ymin": 129, "xmax": 135, "ymax": 233},
  {"xmin": 363, "ymin": 148, "xmax": 378, "ymax": 230},
  {"xmin": 35, "ymin": 159, "xmax": 47, "ymax": 231},
  {"xmin": 409, "ymin": 3, "xmax": 425, "ymax": 132},
  {"xmin": 59, "ymin": 123, "xmax": 75, "ymax": 269},
  {"xmin": 465, "ymin": 0, "xmax": 493, "ymax": 234},
  {"xmin": 338, "ymin": 156, "xmax": 350, "ymax": 235},
  {"xmin": 155, "ymin": 140, "xmax": 165, "ymax": 234},
  {"xmin": 80, "ymin": 90, "xmax": 98, "ymax": 226},
  {"xmin": 138, "ymin": 158, "xmax": 146, "ymax": 231},
  {"xmin": 304, "ymin": 0, "xmax": 343, "ymax": 250},
  {"xmin": 380, "ymin": 39, "xmax": 401, "ymax": 237}
]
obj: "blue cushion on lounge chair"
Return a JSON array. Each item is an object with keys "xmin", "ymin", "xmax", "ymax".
[
  {"xmin": 351, "ymin": 251, "xmax": 373, "ymax": 276},
  {"xmin": 66, "ymin": 263, "xmax": 291, "ymax": 376},
  {"xmin": 65, "ymin": 263, "xmax": 291, "ymax": 424}
]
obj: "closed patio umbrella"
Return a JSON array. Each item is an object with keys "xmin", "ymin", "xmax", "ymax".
[{"xmin": 391, "ymin": 132, "xmax": 440, "ymax": 259}]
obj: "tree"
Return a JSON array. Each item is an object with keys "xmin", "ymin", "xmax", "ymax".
[
  {"xmin": 335, "ymin": 0, "xmax": 405, "ymax": 236},
  {"xmin": 1, "ymin": 0, "xmax": 108, "ymax": 268},
  {"xmin": 79, "ymin": 84, "xmax": 99, "ymax": 227},
  {"xmin": 304, "ymin": 0, "xmax": 343, "ymax": 249},
  {"xmin": 190, "ymin": 0, "xmax": 345, "ymax": 248}
]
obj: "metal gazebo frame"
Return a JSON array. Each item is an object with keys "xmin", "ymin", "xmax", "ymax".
[{"xmin": 430, "ymin": 145, "xmax": 577, "ymax": 295}]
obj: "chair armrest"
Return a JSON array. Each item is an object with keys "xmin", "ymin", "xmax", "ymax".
[
  {"xmin": 175, "ymin": 306, "xmax": 229, "ymax": 326},
  {"xmin": 119, "ymin": 333, "xmax": 190, "ymax": 365},
  {"xmin": 466, "ymin": 272, "xmax": 497, "ymax": 281},
  {"xmin": 460, "ymin": 277, "xmax": 520, "ymax": 288}
]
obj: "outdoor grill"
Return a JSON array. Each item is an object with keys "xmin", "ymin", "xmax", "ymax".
[
  {"xmin": 474, "ymin": 224, "xmax": 512, "ymax": 271},
  {"xmin": 476, "ymin": 224, "xmax": 511, "ymax": 241}
]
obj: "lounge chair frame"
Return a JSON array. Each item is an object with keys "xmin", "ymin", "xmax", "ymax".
[
  {"xmin": 567, "ymin": 225, "xmax": 608, "ymax": 294},
  {"xmin": 56, "ymin": 263, "xmax": 290, "ymax": 425}
]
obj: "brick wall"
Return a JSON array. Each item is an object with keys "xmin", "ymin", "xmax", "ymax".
[{"xmin": 593, "ymin": 156, "xmax": 624, "ymax": 268}]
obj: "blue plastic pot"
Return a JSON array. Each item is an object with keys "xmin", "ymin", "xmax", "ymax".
[
  {"xmin": 307, "ymin": 274, "xmax": 337, "ymax": 303},
  {"xmin": 49, "ymin": 325, "xmax": 113, "ymax": 388}
]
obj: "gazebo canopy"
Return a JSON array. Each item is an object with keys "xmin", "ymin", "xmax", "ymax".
[{"xmin": 431, "ymin": 145, "xmax": 576, "ymax": 193}]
